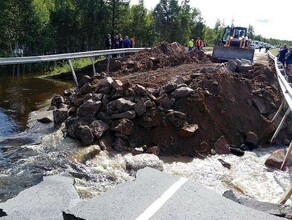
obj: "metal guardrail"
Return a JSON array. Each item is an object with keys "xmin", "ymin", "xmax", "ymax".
[
  {"xmin": 268, "ymin": 51, "xmax": 292, "ymax": 110},
  {"xmin": 0, "ymin": 48, "xmax": 149, "ymax": 65},
  {"xmin": 267, "ymin": 51, "xmax": 292, "ymax": 204}
]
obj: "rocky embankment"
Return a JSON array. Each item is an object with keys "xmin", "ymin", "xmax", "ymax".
[{"xmin": 48, "ymin": 42, "xmax": 292, "ymax": 165}]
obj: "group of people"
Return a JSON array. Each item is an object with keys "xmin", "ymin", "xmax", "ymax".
[
  {"xmin": 188, "ymin": 37, "xmax": 204, "ymax": 51},
  {"xmin": 277, "ymin": 45, "xmax": 292, "ymax": 75},
  {"xmin": 105, "ymin": 33, "xmax": 135, "ymax": 49}
]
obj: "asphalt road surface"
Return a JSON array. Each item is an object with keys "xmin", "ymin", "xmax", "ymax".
[{"xmin": 0, "ymin": 168, "xmax": 283, "ymax": 220}]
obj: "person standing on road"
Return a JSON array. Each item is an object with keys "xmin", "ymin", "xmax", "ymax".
[
  {"xmin": 130, "ymin": 36, "xmax": 135, "ymax": 48},
  {"xmin": 105, "ymin": 34, "xmax": 112, "ymax": 49},
  {"xmin": 277, "ymin": 45, "xmax": 288, "ymax": 65},
  {"xmin": 188, "ymin": 39, "xmax": 194, "ymax": 51},
  {"xmin": 123, "ymin": 36, "xmax": 131, "ymax": 48},
  {"xmin": 285, "ymin": 46, "xmax": 292, "ymax": 75},
  {"xmin": 195, "ymin": 37, "xmax": 203, "ymax": 50}
]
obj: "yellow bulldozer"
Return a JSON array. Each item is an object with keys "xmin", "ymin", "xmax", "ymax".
[{"xmin": 212, "ymin": 26, "xmax": 255, "ymax": 63}]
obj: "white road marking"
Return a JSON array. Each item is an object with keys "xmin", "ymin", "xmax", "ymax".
[{"xmin": 135, "ymin": 177, "xmax": 188, "ymax": 220}]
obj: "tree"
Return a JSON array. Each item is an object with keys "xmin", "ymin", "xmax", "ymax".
[
  {"xmin": 202, "ymin": 27, "xmax": 216, "ymax": 47},
  {"xmin": 128, "ymin": 1, "xmax": 155, "ymax": 46},
  {"xmin": 153, "ymin": 0, "xmax": 180, "ymax": 43},
  {"xmin": 106, "ymin": 0, "xmax": 130, "ymax": 35}
]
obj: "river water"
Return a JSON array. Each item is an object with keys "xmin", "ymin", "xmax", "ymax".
[{"xmin": 0, "ymin": 71, "xmax": 291, "ymax": 207}]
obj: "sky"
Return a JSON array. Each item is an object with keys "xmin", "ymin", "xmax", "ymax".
[{"xmin": 130, "ymin": 0, "xmax": 292, "ymax": 41}]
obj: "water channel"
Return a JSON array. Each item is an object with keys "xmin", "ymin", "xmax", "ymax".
[{"xmin": 0, "ymin": 68, "xmax": 291, "ymax": 207}]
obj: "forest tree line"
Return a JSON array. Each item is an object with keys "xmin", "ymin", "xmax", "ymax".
[{"xmin": 0, "ymin": 0, "xmax": 291, "ymax": 57}]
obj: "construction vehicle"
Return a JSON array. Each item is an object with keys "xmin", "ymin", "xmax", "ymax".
[{"xmin": 212, "ymin": 26, "xmax": 255, "ymax": 63}]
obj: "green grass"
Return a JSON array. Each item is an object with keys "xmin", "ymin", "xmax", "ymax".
[{"xmin": 40, "ymin": 57, "xmax": 105, "ymax": 78}]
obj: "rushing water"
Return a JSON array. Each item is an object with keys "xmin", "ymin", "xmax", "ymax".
[
  {"xmin": 0, "ymin": 71, "xmax": 291, "ymax": 207},
  {"xmin": 0, "ymin": 73, "xmax": 74, "ymax": 136}
]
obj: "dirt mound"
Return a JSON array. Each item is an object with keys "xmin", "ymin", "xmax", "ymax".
[
  {"xmin": 50, "ymin": 50, "xmax": 286, "ymax": 156},
  {"xmin": 98, "ymin": 42, "xmax": 211, "ymax": 74}
]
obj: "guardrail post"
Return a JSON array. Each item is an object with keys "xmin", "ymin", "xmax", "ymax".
[
  {"xmin": 271, "ymin": 100, "xmax": 285, "ymax": 122},
  {"xmin": 68, "ymin": 59, "xmax": 78, "ymax": 86},
  {"xmin": 270, "ymin": 108, "xmax": 291, "ymax": 143},
  {"xmin": 107, "ymin": 55, "xmax": 110, "ymax": 73},
  {"xmin": 91, "ymin": 58, "xmax": 97, "ymax": 76}
]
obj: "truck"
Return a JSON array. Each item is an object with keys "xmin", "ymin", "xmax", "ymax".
[{"xmin": 212, "ymin": 26, "xmax": 255, "ymax": 63}]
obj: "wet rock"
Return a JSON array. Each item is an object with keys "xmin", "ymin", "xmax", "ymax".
[
  {"xmin": 146, "ymin": 146, "xmax": 160, "ymax": 156},
  {"xmin": 246, "ymin": 131, "xmax": 258, "ymax": 145},
  {"xmin": 76, "ymin": 125, "xmax": 95, "ymax": 145},
  {"xmin": 214, "ymin": 136, "xmax": 231, "ymax": 155},
  {"xmin": 113, "ymin": 137, "xmax": 128, "ymax": 152},
  {"xmin": 124, "ymin": 154, "xmax": 163, "ymax": 171},
  {"xmin": 198, "ymin": 141, "xmax": 211, "ymax": 154},
  {"xmin": 63, "ymin": 212, "xmax": 85, "ymax": 220},
  {"xmin": 37, "ymin": 116, "xmax": 53, "ymax": 124},
  {"xmin": 218, "ymin": 158, "xmax": 231, "ymax": 169},
  {"xmin": 51, "ymin": 94, "xmax": 65, "ymax": 109},
  {"xmin": 89, "ymin": 120, "xmax": 109, "ymax": 140},
  {"xmin": 0, "ymin": 209, "xmax": 7, "ymax": 217},
  {"xmin": 230, "ymin": 146, "xmax": 245, "ymax": 156},
  {"xmin": 132, "ymin": 147, "xmax": 145, "ymax": 155},
  {"xmin": 0, "ymin": 137, "xmax": 35, "ymax": 147},
  {"xmin": 78, "ymin": 145, "xmax": 101, "ymax": 163},
  {"xmin": 98, "ymin": 137, "xmax": 112, "ymax": 150},
  {"xmin": 265, "ymin": 149, "xmax": 292, "ymax": 170},
  {"xmin": 53, "ymin": 108, "xmax": 68, "ymax": 124}
]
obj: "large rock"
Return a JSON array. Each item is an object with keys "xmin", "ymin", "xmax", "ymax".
[
  {"xmin": 214, "ymin": 136, "xmax": 231, "ymax": 155},
  {"xmin": 51, "ymin": 94, "xmax": 65, "ymax": 109},
  {"xmin": 166, "ymin": 110, "xmax": 186, "ymax": 128},
  {"xmin": 76, "ymin": 125, "xmax": 95, "ymax": 145},
  {"xmin": 265, "ymin": 149, "xmax": 292, "ymax": 170},
  {"xmin": 77, "ymin": 99, "xmax": 102, "ymax": 117},
  {"xmin": 124, "ymin": 154, "xmax": 163, "ymax": 171},
  {"xmin": 171, "ymin": 86, "xmax": 194, "ymax": 98},
  {"xmin": 53, "ymin": 108, "xmax": 68, "ymax": 124},
  {"xmin": 107, "ymin": 98, "xmax": 136, "ymax": 114},
  {"xmin": 112, "ymin": 118, "xmax": 134, "ymax": 136},
  {"xmin": 89, "ymin": 120, "xmax": 109, "ymax": 139}
]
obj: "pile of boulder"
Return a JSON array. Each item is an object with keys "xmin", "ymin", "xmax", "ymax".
[{"xmin": 50, "ymin": 59, "xmax": 286, "ymax": 157}]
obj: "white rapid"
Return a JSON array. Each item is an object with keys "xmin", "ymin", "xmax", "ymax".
[{"xmin": 1, "ymin": 107, "xmax": 291, "ymax": 206}]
